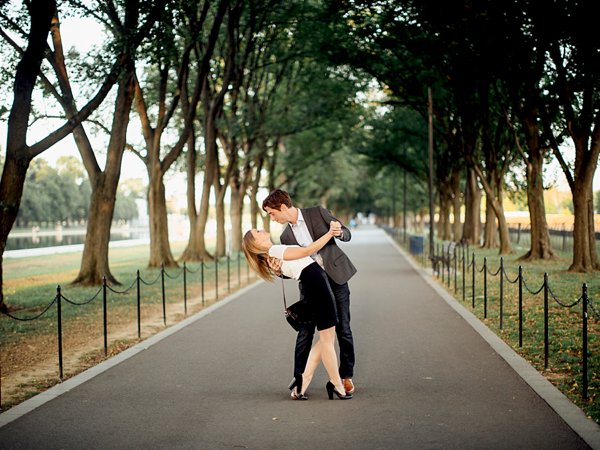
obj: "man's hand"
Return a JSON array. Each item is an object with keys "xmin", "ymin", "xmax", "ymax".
[{"xmin": 330, "ymin": 220, "xmax": 343, "ymax": 237}]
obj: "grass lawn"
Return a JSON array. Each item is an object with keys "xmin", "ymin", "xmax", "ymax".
[{"xmin": 391, "ymin": 230, "xmax": 600, "ymax": 424}]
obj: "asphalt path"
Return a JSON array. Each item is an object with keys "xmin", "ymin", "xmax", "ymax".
[{"xmin": 0, "ymin": 226, "xmax": 598, "ymax": 449}]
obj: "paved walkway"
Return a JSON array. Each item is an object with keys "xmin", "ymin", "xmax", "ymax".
[{"xmin": 1, "ymin": 226, "xmax": 599, "ymax": 449}]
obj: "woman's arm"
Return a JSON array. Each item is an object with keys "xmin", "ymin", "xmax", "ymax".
[{"xmin": 281, "ymin": 222, "xmax": 338, "ymax": 260}]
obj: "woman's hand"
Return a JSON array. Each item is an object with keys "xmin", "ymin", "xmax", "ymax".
[{"xmin": 267, "ymin": 256, "xmax": 283, "ymax": 276}]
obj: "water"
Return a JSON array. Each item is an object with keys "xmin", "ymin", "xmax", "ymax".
[{"xmin": 6, "ymin": 229, "xmax": 149, "ymax": 251}]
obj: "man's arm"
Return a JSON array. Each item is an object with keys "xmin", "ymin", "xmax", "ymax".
[{"xmin": 318, "ymin": 206, "xmax": 351, "ymax": 242}]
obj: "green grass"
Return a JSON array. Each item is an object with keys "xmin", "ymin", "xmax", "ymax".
[
  {"xmin": 2, "ymin": 243, "xmax": 254, "ymax": 340},
  {"xmin": 394, "ymin": 232, "xmax": 600, "ymax": 423}
]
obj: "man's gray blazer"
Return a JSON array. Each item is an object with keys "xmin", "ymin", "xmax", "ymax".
[{"xmin": 280, "ymin": 206, "xmax": 357, "ymax": 285}]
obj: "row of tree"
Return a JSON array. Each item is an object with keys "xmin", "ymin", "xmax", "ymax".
[
  {"xmin": 1, "ymin": 0, "xmax": 599, "ymax": 311},
  {"xmin": 321, "ymin": 0, "xmax": 600, "ymax": 271},
  {"xmin": 0, "ymin": 0, "xmax": 365, "ymax": 311}
]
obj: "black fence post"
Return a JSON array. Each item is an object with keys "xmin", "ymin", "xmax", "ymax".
[
  {"xmin": 183, "ymin": 262, "xmax": 187, "ymax": 316},
  {"xmin": 544, "ymin": 272, "xmax": 549, "ymax": 370},
  {"xmin": 439, "ymin": 243, "xmax": 443, "ymax": 280},
  {"xmin": 227, "ymin": 254, "xmax": 231, "ymax": 293},
  {"xmin": 471, "ymin": 252, "xmax": 475, "ymax": 309},
  {"xmin": 102, "ymin": 276, "xmax": 108, "ymax": 356},
  {"xmin": 499, "ymin": 257, "xmax": 504, "ymax": 330},
  {"xmin": 446, "ymin": 245, "xmax": 450, "ymax": 288},
  {"xmin": 453, "ymin": 250, "xmax": 457, "ymax": 293},
  {"xmin": 483, "ymin": 257, "xmax": 488, "ymax": 319},
  {"xmin": 201, "ymin": 259, "xmax": 205, "ymax": 306},
  {"xmin": 161, "ymin": 264, "xmax": 166, "ymax": 326},
  {"xmin": 582, "ymin": 283, "xmax": 588, "ymax": 400},
  {"xmin": 136, "ymin": 270, "xmax": 141, "ymax": 339},
  {"xmin": 462, "ymin": 245, "xmax": 466, "ymax": 303},
  {"xmin": 518, "ymin": 266, "xmax": 523, "ymax": 348},
  {"xmin": 215, "ymin": 257, "xmax": 219, "ymax": 300},
  {"xmin": 57, "ymin": 285, "xmax": 64, "ymax": 380}
]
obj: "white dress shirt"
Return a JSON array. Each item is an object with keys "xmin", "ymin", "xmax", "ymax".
[{"xmin": 289, "ymin": 209, "xmax": 325, "ymax": 269}]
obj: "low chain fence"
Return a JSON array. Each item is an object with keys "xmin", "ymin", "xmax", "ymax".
[
  {"xmin": 0, "ymin": 252, "xmax": 253, "ymax": 409},
  {"xmin": 508, "ymin": 224, "xmax": 600, "ymax": 256},
  {"xmin": 382, "ymin": 225, "xmax": 597, "ymax": 402}
]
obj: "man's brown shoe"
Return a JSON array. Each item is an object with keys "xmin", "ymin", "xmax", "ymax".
[{"xmin": 342, "ymin": 378, "xmax": 355, "ymax": 394}]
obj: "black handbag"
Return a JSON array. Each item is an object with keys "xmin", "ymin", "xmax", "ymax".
[{"xmin": 281, "ymin": 278, "xmax": 313, "ymax": 331}]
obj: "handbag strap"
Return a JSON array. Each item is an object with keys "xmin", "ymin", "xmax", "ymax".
[{"xmin": 281, "ymin": 277, "xmax": 287, "ymax": 309}]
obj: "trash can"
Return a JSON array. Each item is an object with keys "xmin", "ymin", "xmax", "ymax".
[{"xmin": 409, "ymin": 235, "xmax": 424, "ymax": 255}]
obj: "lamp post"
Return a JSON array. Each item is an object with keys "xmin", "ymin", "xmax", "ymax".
[
  {"xmin": 403, "ymin": 147, "xmax": 407, "ymax": 242},
  {"xmin": 428, "ymin": 87, "xmax": 435, "ymax": 258}
]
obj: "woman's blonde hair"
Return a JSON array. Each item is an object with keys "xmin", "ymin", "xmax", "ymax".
[{"xmin": 242, "ymin": 230, "xmax": 276, "ymax": 281}]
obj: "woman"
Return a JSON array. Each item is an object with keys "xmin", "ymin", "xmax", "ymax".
[{"xmin": 242, "ymin": 221, "xmax": 352, "ymax": 400}]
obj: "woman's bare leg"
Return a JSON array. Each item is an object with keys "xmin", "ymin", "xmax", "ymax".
[
  {"xmin": 299, "ymin": 340, "xmax": 321, "ymax": 394},
  {"xmin": 318, "ymin": 326, "xmax": 345, "ymax": 393},
  {"xmin": 298, "ymin": 327, "xmax": 344, "ymax": 395}
]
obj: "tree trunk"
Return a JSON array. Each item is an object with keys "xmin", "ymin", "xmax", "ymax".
[
  {"xmin": 214, "ymin": 185, "xmax": 227, "ymax": 257},
  {"xmin": 474, "ymin": 166, "xmax": 512, "ymax": 255},
  {"xmin": 229, "ymin": 187, "xmax": 244, "ymax": 253},
  {"xmin": 482, "ymin": 194, "xmax": 497, "ymax": 248},
  {"xmin": 519, "ymin": 149, "xmax": 555, "ymax": 260},
  {"xmin": 0, "ymin": 158, "xmax": 30, "ymax": 311},
  {"xmin": 558, "ymin": 136, "xmax": 599, "ymax": 272},
  {"xmin": 73, "ymin": 64, "xmax": 136, "ymax": 284},
  {"xmin": 587, "ymin": 183, "xmax": 598, "ymax": 269},
  {"xmin": 546, "ymin": 42, "xmax": 600, "ymax": 272},
  {"xmin": 196, "ymin": 116, "xmax": 217, "ymax": 260},
  {"xmin": 187, "ymin": 99, "xmax": 218, "ymax": 261},
  {"xmin": 495, "ymin": 194, "xmax": 512, "ymax": 255},
  {"xmin": 461, "ymin": 168, "xmax": 481, "ymax": 245},
  {"xmin": 0, "ymin": 0, "xmax": 56, "ymax": 310},
  {"xmin": 148, "ymin": 168, "xmax": 177, "ymax": 267},
  {"xmin": 443, "ymin": 195, "xmax": 451, "ymax": 239},
  {"xmin": 249, "ymin": 171, "xmax": 261, "ymax": 230},
  {"xmin": 437, "ymin": 187, "xmax": 451, "ymax": 240},
  {"xmin": 249, "ymin": 152, "xmax": 266, "ymax": 230},
  {"xmin": 570, "ymin": 182, "xmax": 594, "ymax": 272},
  {"xmin": 188, "ymin": 167, "xmax": 214, "ymax": 261},
  {"xmin": 180, "ymin": 130, "xmax": 207, "ymax": 261},
  {"xmin": 73, "ymin": 176, "xmax": 118, "ymax": 284},
  {"xmin": 450, "ymin": 167, "xmax": 462, "ymax": 241}
]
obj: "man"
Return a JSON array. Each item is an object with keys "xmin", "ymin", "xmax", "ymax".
[{"xmin": 262, "ymin": 189, "xmax": 357, "ymax": 394}]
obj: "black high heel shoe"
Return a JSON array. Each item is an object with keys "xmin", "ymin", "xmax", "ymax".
[
  {"xmin": 289, "ymin": 374, "xmax": 308, "ymax": 400},
  {"xmin": 326, "ymin": 381, "xmax": 353, "ymax": 400}
]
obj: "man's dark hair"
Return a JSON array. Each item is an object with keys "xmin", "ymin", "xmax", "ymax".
[{"xmin": 262, "ymin": 189, "xmax": 292, "ymax": 211}]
